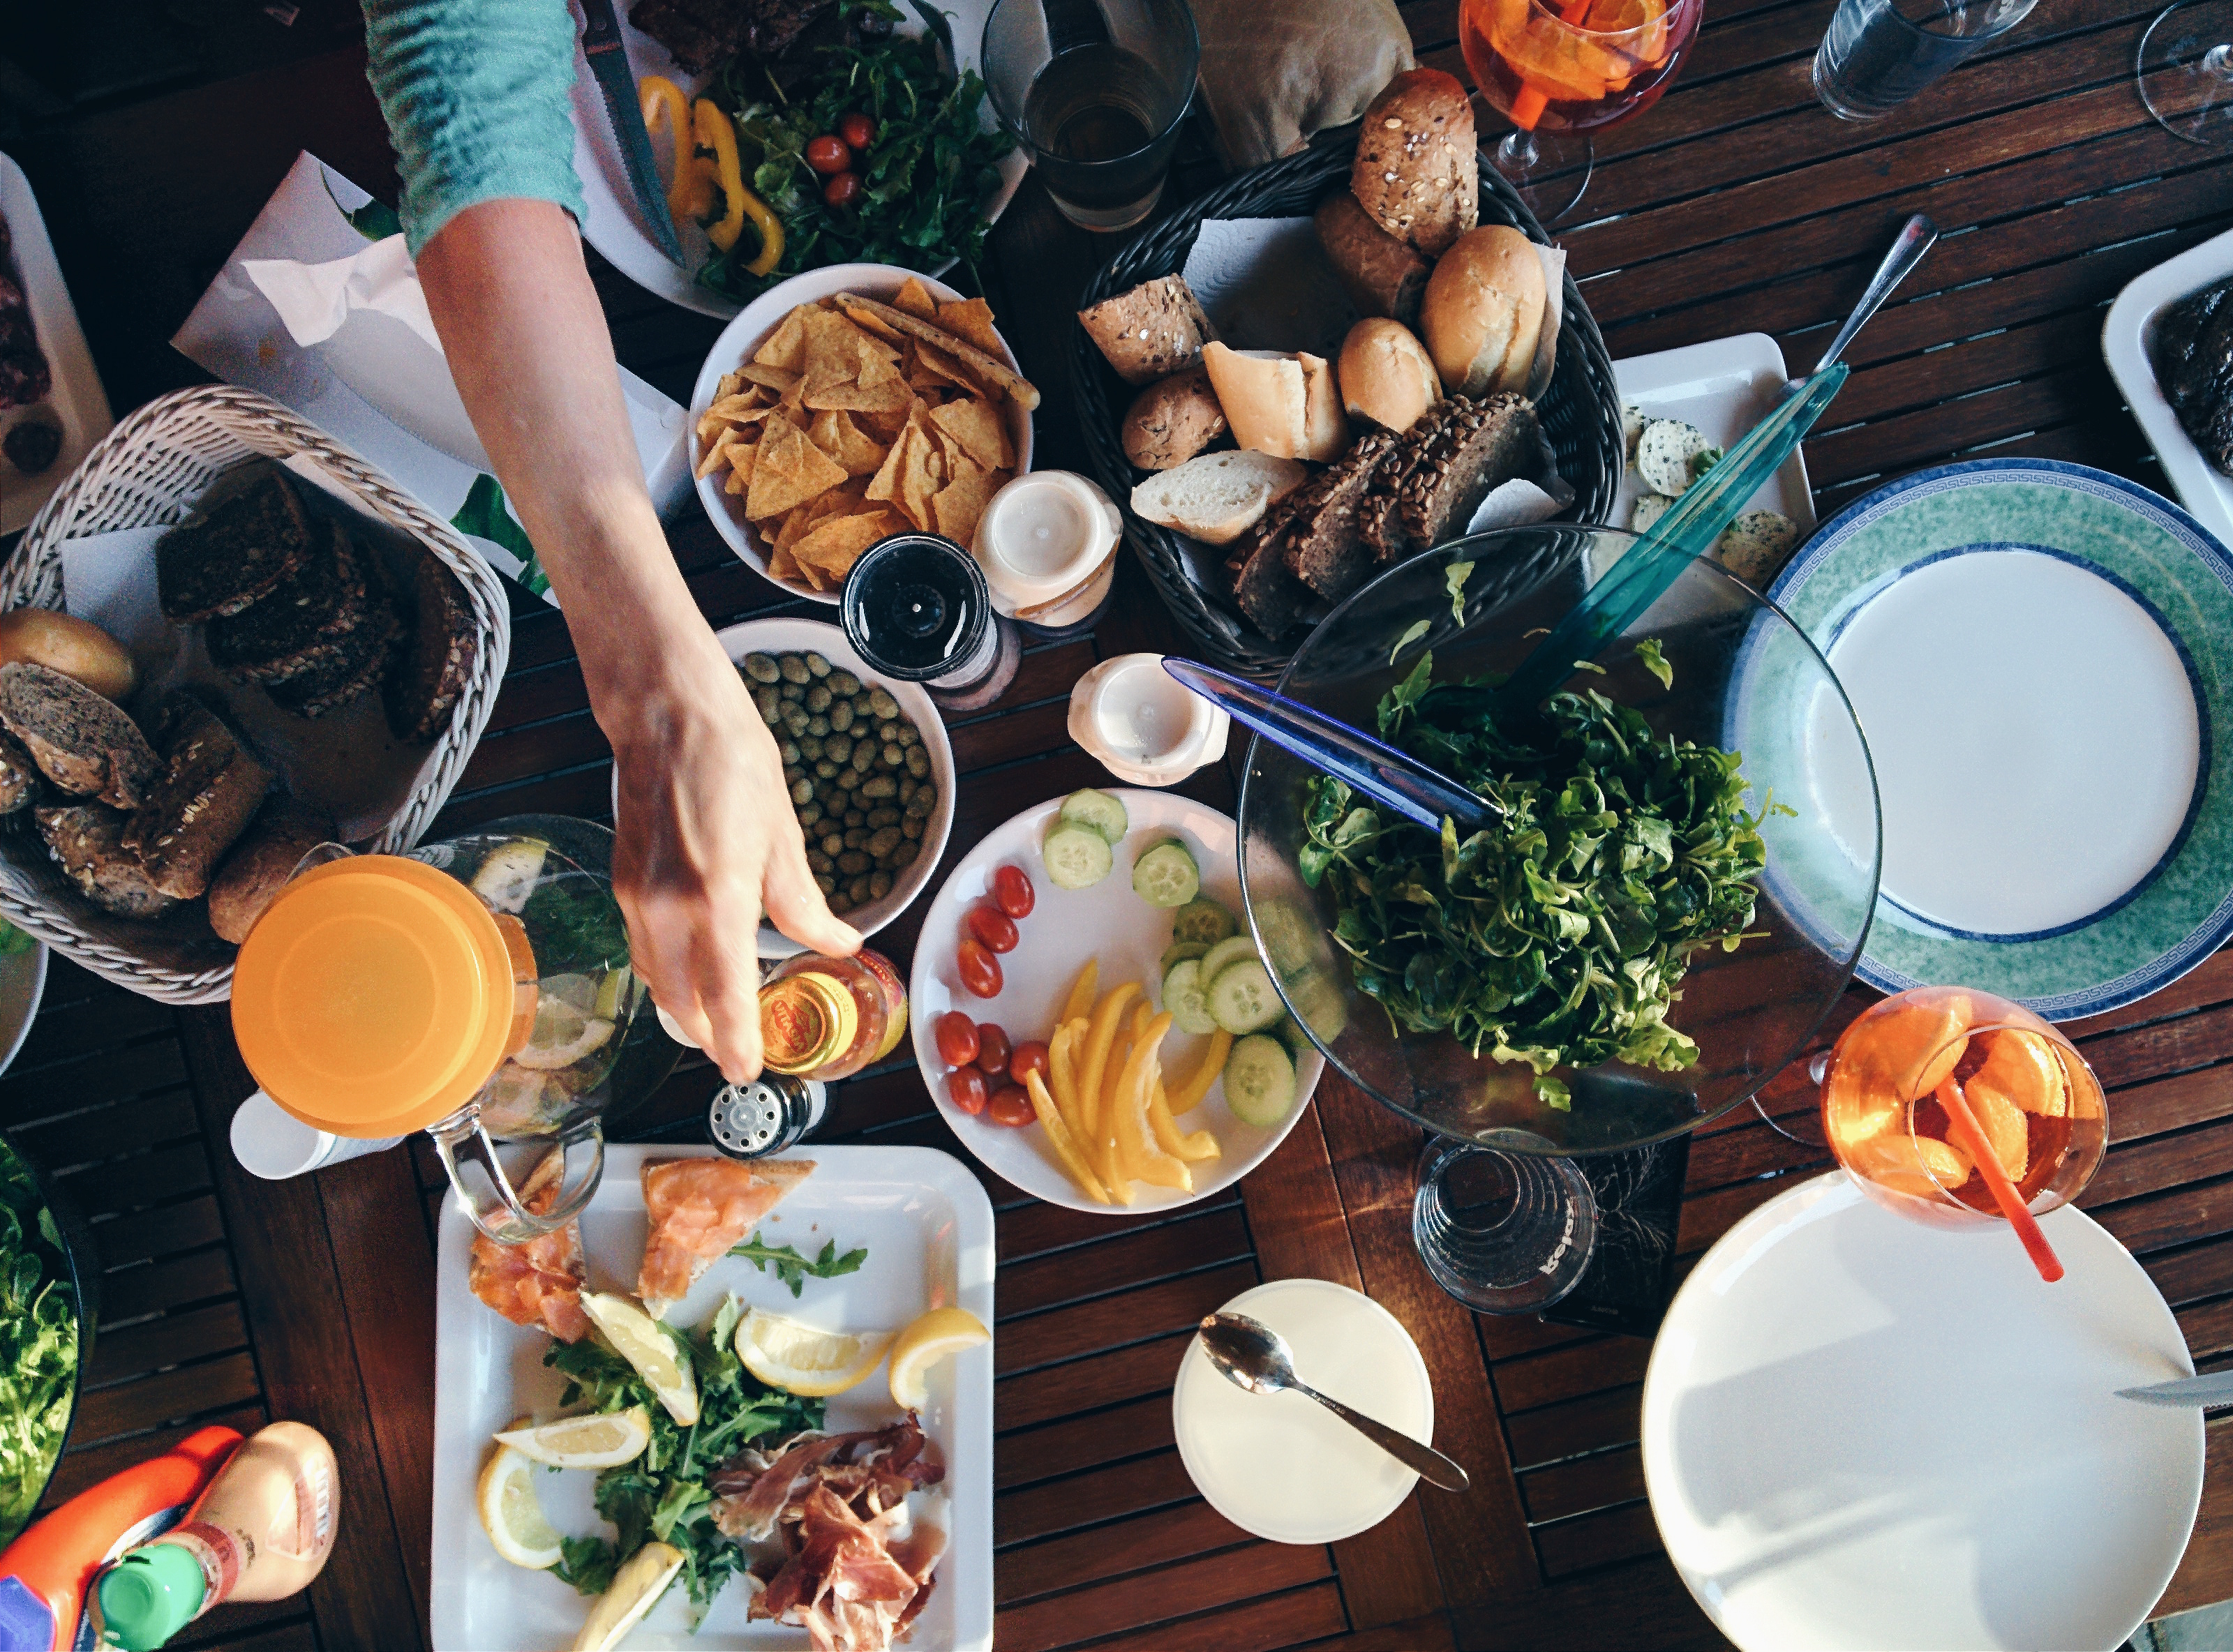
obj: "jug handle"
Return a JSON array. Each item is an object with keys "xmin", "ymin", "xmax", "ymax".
[{"xmin": 429, "ymin": 1108, "xmax": 605, "ymax": 1245}]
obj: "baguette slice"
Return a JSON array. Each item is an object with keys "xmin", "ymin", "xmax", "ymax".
[
  {"xmin": 1202, "ymin": 344, "xmax": 1309, "ymax": 460},
  {"xmin": 0, "ymin": 662, "xmax": 160, "ymax": 810},
  {"xmin": 1298, "ymin": 352, "xmax": 1350, "ymax": 463},
  {"xmin": 37, "ymin": 804, "xmax": 179, "ymax": 919},
  {"xmin": 1130, "ymin": 451, "xmax": 1310, "ymax": 546}
]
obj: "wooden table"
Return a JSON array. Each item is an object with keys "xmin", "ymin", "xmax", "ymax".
[{"xmin": 6, "ymin": 1, "xmax": 2233, "ymax": 1646}]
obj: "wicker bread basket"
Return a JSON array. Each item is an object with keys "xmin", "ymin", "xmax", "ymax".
[
  {"xmin": 1072, "ymin": 126, "xmax": 1626, "ymax": 677},
  {"xmin": 3, "ymin": 384, "xmax": 513, "ymax": 1003}
]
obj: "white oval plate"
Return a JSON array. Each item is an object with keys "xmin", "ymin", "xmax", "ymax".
[
  {"xmin": 0, "ymin": 941, "xmax": 47, "ymax": 1076},
  {"xmin": 909, "ymin": 788, "xmax": 1322, "ymax": 1214},
  {"xmin": 613, "ymin": 615, "xmax": 955, "ymax": 959},
  {"xmin": 565, "ymin": 10, "xmax": 1029, "ymax": 320},
  {"xmin": 1643, "ymin": 1172, "xmax": 2202, "ymax": 1652},
  {"xmin": 689, "ymin": 262, "xmax": 1034, "ymax": 606}
]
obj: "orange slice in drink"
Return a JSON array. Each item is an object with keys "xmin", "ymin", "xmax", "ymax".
[
  {"xmin": 1839, "ymin": 988, "xmax": 1975, "ymax": 1103},
  {"xmin": 1964, "ymin": 1084, "xmax": 2029, "ymax": 1181},
  {"xmin": 1967, "ymin": 1027, "xmax": 2067, "ymax": 1117},
  {"xmin": 1851, "ymin": 1132, "xmax": 1974, "ymax": 1201}
]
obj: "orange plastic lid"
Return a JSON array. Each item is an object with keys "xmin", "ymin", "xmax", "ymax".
[{"xmin": 231, "ymin": 856, "xmax": 516, "ymax": 1139}]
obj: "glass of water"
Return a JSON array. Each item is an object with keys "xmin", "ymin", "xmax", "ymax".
[
  {"xmin": 1812, "ymin": 0, "xmax": 2038, "ymax": 120},
  {"xmin": 1412, "ymin": 1134, "xmax": 1597, "ymax": 1314},
  {"xmin": 982, "ymin": 0, "xmax": 1201, "ymax": 232}
]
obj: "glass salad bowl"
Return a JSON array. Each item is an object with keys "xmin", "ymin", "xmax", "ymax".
[{"xmin": 1237, "ymin": 525, "xmax": 1883, "ymax": 1308}]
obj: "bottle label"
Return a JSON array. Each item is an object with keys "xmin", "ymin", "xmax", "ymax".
[
  {"xmin": 853, "ymin": 948, "xmax": 911, "ymax": 1062},
  {"xmin": 761, "ymin": 975, "xmax": 856, "ymax": 1074},
  {"xmin": 167, "ymin": 1521, "xmax": 249, "ymax": 1614}
]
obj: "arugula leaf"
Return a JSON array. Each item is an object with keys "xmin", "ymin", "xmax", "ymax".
[
  {"xmin": 1389, "ymin": 620, "xmax": 1430, "ymax": 663},
  {"xmin": 1445, "ymin": 562, "xmax": 1474, "ymax": 624},
  {"xmin": 729, "ymin": 1231, "xmax": 868, "ymax": 1298},
  {"xmin": 1633, "ymin": 638, "xmax": 1673, "ymax": 691},
  {"xmin": 553, "ymin": 1535, "xmax": 617, "ymax": 1595},
  {"xmin": 0, "ymin": 1145, "xmax": 75, "ymax": 1545},
  {"xmin": 1300, "ymin": 649, "xmax": 1775, "ymax": 1105}
]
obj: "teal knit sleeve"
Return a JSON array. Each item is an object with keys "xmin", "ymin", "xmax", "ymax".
[{"xmin": 362, "ymin": 0, "xmax": 590, "ymax": 256}]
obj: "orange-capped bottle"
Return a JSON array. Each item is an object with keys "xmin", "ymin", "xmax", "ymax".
[{"xmin": 758, "ymin": 948, "xmax": 908, "ymax": 1081}]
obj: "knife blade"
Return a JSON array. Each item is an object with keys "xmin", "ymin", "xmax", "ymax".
[
  {"xmin": 2116, "ymin": 1371, "xmax": 2233, "ymax": 1408},
  {"xmin": 579, "ymin": 0, "xmax": 687, "ymax": 266}
]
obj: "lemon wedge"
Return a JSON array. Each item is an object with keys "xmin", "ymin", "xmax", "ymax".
[
  {"xmin": 571, "ymin": 1540, "xmax": 684, "ymax": 1651},
  {"xmin": 888, "ymin": 1307, "xmax": 990, "ymax": 1411},
  {"xmin": 579, "ymin": 1292, "xmax": 699, "ymax": 1425},
  {"xmin": 494, "ymin": 1406, "xmax": 652, "ymax": 1470},
  {"xmin": 511, "ymin": 991, "xmax": 615, "ymax": 1072},
  {"xmin": 735, "ymin": 1307, "xmax": 894, "ymax": 1397},
  {"xmin": 477, "ymin": 1434, "xmax": 563, "ymax": 1570}
]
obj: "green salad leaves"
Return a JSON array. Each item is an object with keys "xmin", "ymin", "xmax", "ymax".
[
  {"xmin": 729, "ymin": 1231, "xmax": 867, "ymax": 1298},
  {"xmin": 547, "ymin": 1295, "xmax": 821, "ymax": 1609},
  {"xmin": 1299, "ymin": 645, "xmax": 1781, "ymax": 1107},
  {"xmin": 0, "ymin": 1146, "xmax": 76, "ymax": 1543},
  {"xmin": 703, "ymin": 1, "xmax": 1013, "ymax": 303}
]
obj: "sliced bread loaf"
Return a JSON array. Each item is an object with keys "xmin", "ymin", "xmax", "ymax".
[
  {"xmin": 1279, "ymin": 432, "xmax": 1399, "ymax": 603},
  {"xmin": 1224, "ymin": 508, "xmax": 1315, "ymax": 641},
  {"xmin": 267, "ymin": 604, "xmax": 401, "ymax": 721},
  {"xmin": 1130, "ymin": 451, "xmax": 1310, "ymax": 547},
  {"xmin": 0, "ymin": 663, "xmax": 160, "ymax": 809},
  {"xmin": 156, "ymin": 468, "xmax": 317, "ymax": 623},
  {"xmin": 207, "ymin": 520, "xmax": 373, "ymax": 686},
  {"xmin": 1359, "ymin": 399, "xmax": 1463, "ymax": 562},
  {"xmin": 384, "ymin": 552, "xmax": 476, "ymax": 744},
  {"xmin": 121, "ymin": 694, "xmax": 274, "ymax": 900},
  {"xmin": 1396, "ymin": 394, "xmax": 1541, "ymax": 552},
  {"xmin": 38, "ymin": 805, "xmax": 180, "ymax": 919}
]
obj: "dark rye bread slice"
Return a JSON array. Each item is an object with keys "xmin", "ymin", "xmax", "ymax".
[
  {"xmin": 1359, "ymin": 399, "xmax": 1464, "ymax": 562},
  {"xmin": 385, "ymin": 552, "xmax": 476, "ymax": 743},
  {"xmin": 1395, "ymin": 394, "xmax": 1543, "ymax": 553},
  {"xmin": 207, "ymin": 520, "xmax": 372, "ymax": 686},
  {"xmin": 0, "ymin": 663, "xmax": 160, "ymax": 810},
  {"xmin": 37, "ymin": 805, "xmax": 180, "ymax": 919},
  {"xmin": 121, "ymin": 695, "xmax": 273, "ymax": 900},
  {"xmin": 266, "ymin": 604, "xmax": 401, "ymax": 721},
  {"xmin": 157, "ymin": 468, "xmax": 316, "ymax": 623},
  {"xmin": 1279, "ymin": 431, "xmax": 1399, "ymax": 603}
]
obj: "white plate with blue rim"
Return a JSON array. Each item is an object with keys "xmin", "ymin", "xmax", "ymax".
[{"xmin": 1768, "ymin": 457, "xmax": 2233, "ymax": 1020}]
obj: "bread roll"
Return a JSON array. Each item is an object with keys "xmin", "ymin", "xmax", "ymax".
[
  {"xmin": 1338, "ymin": 319, "xmax": 1441, "ymax": 434},
  {"xmin": 1202, "ymin": 344, "xmax": 1310, "ymax": 460},
  {"xmin": 1298, "ymin": 353, "xmax": 1351, "ymax": 463},
  {"xmin": 1315, "ymin": 194, "xmax": 1431, "ymax": 328},
  {"xmin": 1122, "ymin": 365, "xmax": 1228, "ymax": 470},
  {"xmin": 1078, "ymin": 276, "xmax": 1218, "ymax": 386},
  {"xmin": 1421, "ymin": 226, "xmax": 1548, "ymax": 400},
  {"xmin": 0, "ymin": 610, "xmax": 136, "ymax": 703},
  {"xmin": 1350, "ymin": 69, "xmax": 1479, "ymax": 257}
]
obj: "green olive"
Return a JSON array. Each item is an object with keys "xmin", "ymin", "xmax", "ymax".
[
  {"xmin": 829, "ymin": 670, "xmax": 861, "ymax": 696},
  {"xmin": 805, "ymin": 652, "xmax": 831, "ymax": 678},
  {"xmin": 743, "ymin": 653, "xmax": 781, "ymax": 684},
  {"xmin": 829, "ymin": 700, "xmax": 854, "ymax": 731},
  {"xmin": 869, "ymin": 870, "xmax": 893, "ymax": 899},
  {"xmin": 779, "ymin": 654, "xmax": 811, "ymax": 684}
]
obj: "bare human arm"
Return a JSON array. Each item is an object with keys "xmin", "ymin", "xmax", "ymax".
[{"xmin": 415, "ymin": 197, "xmax": 858, "ymax": 1079}]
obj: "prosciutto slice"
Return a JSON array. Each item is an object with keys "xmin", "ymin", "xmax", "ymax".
[
  {"xmin": 466, "ymin": 1150, "xmax": 590, "ymax": 1342},
  {"xmin": 637, "ymin": 1157, "xmax": 814, "ymax": 1318}
]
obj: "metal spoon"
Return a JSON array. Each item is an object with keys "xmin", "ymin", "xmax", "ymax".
[{"xmin": 1197, "ymin": 1312, "xmax": 1470, "ymax": 1492}]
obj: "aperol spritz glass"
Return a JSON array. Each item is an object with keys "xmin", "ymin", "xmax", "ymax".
[
  {"xmin": 1820, "ymin": 986, "xmax": 2107, "ymax": 1231},
  {"xmin": 1459, "ymin": 0, "xmax": 1705, "ymax": 224}
]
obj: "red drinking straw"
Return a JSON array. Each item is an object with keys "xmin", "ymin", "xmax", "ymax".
[{"xmin": 1934, "ymin": 1076, "xmax": 2063, "ymax": 1284}]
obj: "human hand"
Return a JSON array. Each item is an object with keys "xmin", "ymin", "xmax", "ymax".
[{"xmin": 606, "ymin": 642, "xmax": 860, "ymax": 1081}]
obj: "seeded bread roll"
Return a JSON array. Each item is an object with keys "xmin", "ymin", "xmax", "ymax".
[
  {"xmin": 121, "ymin": 694, "xmax": 273, "ymax": 901},
  {"xmin": 0, "ymin": 663, "xmax": 160, "ymax": 810},
  {"xmin": 0, "ymin": 610, "xmax": 137, "ymax": 703},
  {"xmin": 37, "ymin": 805, "xmax": 179, "ymax": 920},
  {"xmin": 1339, "ymin": 318, "xmax": 1442, "ymax": 434},
  {"xmin": 1315, "ymin": 194, "xmax": 1432, "ymax": 329},
  {"xmin": 1121, "ymin": 365, "xmax": 1230, "ymax": 470},
  {"xmin": 1078, "ymin": 276, "xmax": 1218, "ymax": 386},
  {"xmin": 1350, "ymin": 69, "xmax": 1478, "ymax": 258}
]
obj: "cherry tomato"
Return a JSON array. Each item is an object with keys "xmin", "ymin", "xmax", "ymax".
[
  {"xmin": 987, "ymin": 1085, "xmax": 1036, "ymax": 1127},
  {"xmin": 966, "ymin": 903, "xmax": 1020, "ymax": 954},
  {"xmin": 805, "ymin": 134, "xmax": 850, "ymax": 174},
  {"xmin": 976, "ymin": 1022, "xmax": 1013, "ymax": 1077},
  {"xmin": 957, "ymin": 938, "xmax": 1003, "ymax": 998},
  {"xmin": 1008, "ymin": 1041, "xmax": 1050, "ymax": 1088},
  {"xmin": 839, "ymin": 111, "xmax": 876, "ymax": 151},
  {"xmin": 946, "ymin": 1067, "xmax": 987, "ymax": 1116},
  {"xmin": 934, "ymin": 1010, "xmax": 979, "ymax": 1067},
  {"xmin": 823, "ymin": 171, "xmax": 862, "ymax": 209},
  {"xmin": 992, "ymin": 864, "xmax": 1036, "ymax": 919}
]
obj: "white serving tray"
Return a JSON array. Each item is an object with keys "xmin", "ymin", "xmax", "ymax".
[
  {"xmin": 429, "ymin": 1144, "xmax": 994, "ymax": 1651},
  {"xmin": 0, "ymin": 154, "xmax": 114, "ymax": 536},
  {"xmin": 2103, "ymin": 222, "xmax": 2233, "ymax": 546},
  {"xmin": 1611, "ymin": 333, "xmax": 1816, "ymax": 536}
]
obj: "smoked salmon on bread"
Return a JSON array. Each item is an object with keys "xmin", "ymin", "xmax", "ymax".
[{"xmin": 638, "ymin": 1157, "xmax": 815, "ymax": 1319}]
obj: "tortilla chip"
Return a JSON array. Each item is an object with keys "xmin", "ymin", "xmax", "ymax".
[
  {"xmin": 911, "ymin": 340, "xmax": 983, "ymax": 397},
  {"xmin": 821, "ymin": 410, "xmax": 888, "ymax": 476},
  {"xmin": 746, "ymin": 422, "xmax": 848, "ymax": 519},
  {"xmin": 898, "ymin": 429, "xmax": 943, "ymax": 532},
  {"xmin": 793, "ymin": 509, "xmax": 902, "ymax": 583},
  {"xmin": 858, "ymin": 406, "xmax": 911, "ymax": 441},
  {"xmin": 855, "ymin": 339, "xmax": 902, "ymax": 387},
  {"xmin": 894, "ymin": 277, "xmax": 939, "ymax": 321},
  {"xmin": 932, "ymin": 453, "xmax": 996, "ymax": 545},
  {"xmin": 808, "ymin": 374, "xmax": 915, "ymax": 414},
  {"xmin": 696, "ymin": 426, "xmax": 741, "ymax": 480},
  {"xmin": 717, "ymin": 370, "xmax": 744, "ymax": 399},
  {"xmin": 729, "ymin": 439, "xmax": 759, "ymax": 488},
  {"xmin": 802, "ymin": 310, "xmax": 869, "ymax": 394},
  {"xmin": 865, "ymin": 423, "xmax": 914, "ymax": 504},
  {"xmin": 808, "ymin": 409, "xmax": 847, "ymax": 463},
  {"xmin": 754, "ymin": 306, "xmax": 814, "ymax": 373},
  {"xmin": 740, "ymin": 363, "xmax": 800, "ymax": 393},
  {"xmin": 768, "ymin": 542, "xmax": 802, "ymax": 583},
  {"xmin": 929, "ymin": 396, "xmax": 1013, "ymax": 472},
  {"xmin": 935, "ymin": 296, "xmax": 1002, "ymax": 356}
]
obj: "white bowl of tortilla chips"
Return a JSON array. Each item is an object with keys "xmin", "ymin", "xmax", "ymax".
[{"xmin": 690, "ymin": 263, "xmax": 1038, "ymax": 603}]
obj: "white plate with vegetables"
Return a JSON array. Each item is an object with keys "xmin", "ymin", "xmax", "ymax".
[{"xmin": 909, "ymin": 788, "xmax": 1324, "ymax": 1215}]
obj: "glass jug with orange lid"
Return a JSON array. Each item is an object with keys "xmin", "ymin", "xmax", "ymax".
[{"xmin": 229, "ymin": 814, "xmax": 653, "ymax": 1242}]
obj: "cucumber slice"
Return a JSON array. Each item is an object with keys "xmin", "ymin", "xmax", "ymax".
[
  {"xmin": 1197, "ymin": 935, "xmax": 1258, "ymax": 986},
  {"xmin": 1283, "ymin": 966, "xmax": 1350, "ymax": 1048},
  {"xmin": 1132, "ymin": 840, "xmax": 1201, "ymax": 908},
  {"xmin": 1059, "ymin": 788, "xmax": 1130, "ymax": 846},
  {"xmin": 1170, "ymin": 898, "xmax": 1237, "ymax": 947},
  {"xmin": 1223, "ymin": 1035, "xmax": 1296, "ymax": 1127},
  {"xmin": 1042, "ymin": 823, "xmax": 1114, "ymax": 889},
  {"xmin": 1160, "ymin": 959, "xmax": 1219, "ymax": 1036},
  {"xmin": 1207, "ymin": 960, "xmax": 1284, "ymax": 1035},
  {"xmin": 1159, "ymin": 940, "xmax": 1210, "ymax": 976},
  {"xmin": 1251, "ymin": 899, "xmax": 1317, "ymax": 980}
]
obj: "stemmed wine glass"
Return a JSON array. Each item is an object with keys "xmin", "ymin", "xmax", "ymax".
[
  {"xmin": 2139, "ymin": 1, "xmax": 2233, "ymax": 146},
  {"xmin": 1458, "ymin": 0, "xmax": 1706, "ymax": 225}
]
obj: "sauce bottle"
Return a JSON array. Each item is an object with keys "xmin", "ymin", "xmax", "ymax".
[
  {"xmin": 758, "ymin": 949, "xmax": 909, "ymax": 1080},
  {"xmin": 840, "ymin": 532, "xmax": 1019, "ymax": 712},
  {"xmin": 1067, "ymin": 652, "xmax": 1230, "ymax": 787},
  {"xmin": 971, "ymin": 471, "xmax": 1121, "ymax": 635},
  {"xmin": 0, "ymin": 1427, "xmax": 240, "ymax": 1652},
  {"xmin": 94, "ymin": 1423, "xmax": 338, "ymax": 1650}
]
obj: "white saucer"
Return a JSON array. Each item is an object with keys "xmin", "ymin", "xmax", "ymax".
[
  {"xmin": 1172, "ymin": 1277, "xmax": 1433, "ymax": 1545},
  {"xmin": 1642, "ymin": 1172, "xmax": 2202, "ymax": 1652}
]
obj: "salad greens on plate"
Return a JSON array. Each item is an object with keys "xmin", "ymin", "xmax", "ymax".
[
  {"xmin": 1299, "ymin": 644, "xmax": 1781, "ymax": 1107},
  {"xmin": 0, "ymin": 1141, "xmax": 77, "ymax": 1543}
]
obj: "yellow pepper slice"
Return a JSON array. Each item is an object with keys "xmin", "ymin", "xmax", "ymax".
[
  {"xmin": 640, "ymin": 76, "xmax": 714, "ymax": 226},
  {"xmin": 1059, "ymin": 958, "xmax": 1100, "ymax": 1028},
  {"xmin": 692, "ymin": 99, "xmax": 782, "ymax": 274},
  {"xmin": 1075, "ymin": 983, "xmax": 1140, "ymax": 1146},
  {"xmin": 1113, "ymin": 1016, "xmax": 1190, "ymax": 1192},
  {"xmin": 1026, "ymin": 1071, "xmax": 1110, "ymax": 1205},
  {"xmin": 1151, "ymin": 1079, "xmax": 1220, "ymax": 1162},
  {"xmin": 1167, "ymin": 1028, "xmax": 1233, "ymax": 1113}
]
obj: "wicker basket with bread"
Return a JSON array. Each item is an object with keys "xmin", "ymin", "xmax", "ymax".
[{"xmin": 1070, "ymin": 68, "xmax": 1623, "ymax": 675}]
